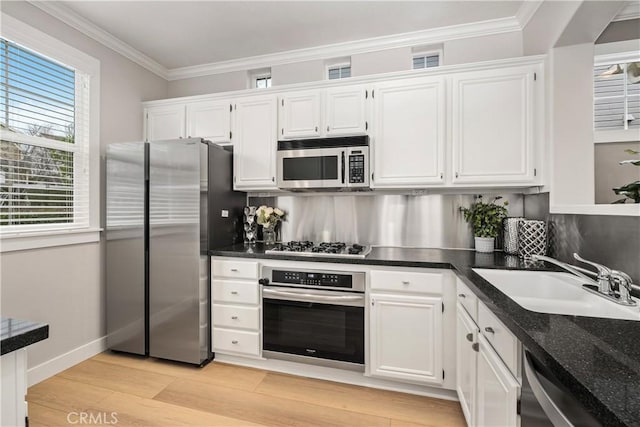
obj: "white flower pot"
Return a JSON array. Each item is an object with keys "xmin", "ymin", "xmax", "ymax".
[{"xmin": 474, "ymin": 237, "xmax": 495, "ymax": 253}]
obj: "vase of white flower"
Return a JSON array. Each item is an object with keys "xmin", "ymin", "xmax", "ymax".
[{"xmin": 256, "ymin": 205, "xmax": 285, "ymax": 244}]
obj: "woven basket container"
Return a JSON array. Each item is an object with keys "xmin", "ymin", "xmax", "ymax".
[
  {"xmin": 517, "ymin": 220, "xmax": 547, "ymax": 259},
  {"xmin": 503, "ymin": 217, "xmax": 524, "ymax": 255}
]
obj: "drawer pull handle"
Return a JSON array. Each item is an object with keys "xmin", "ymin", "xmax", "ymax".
[
  {"xmin": 230, "ymin": 268, "xmax": 239, "ymax": 272},
  {"xmin": 231, "ymin": 316, "xmax": 238, "ymax": 320},
  {"xmin": 231, "ymin": 291, "xmax": 239, "ymax": 295},
  {"xmin": 401, "ymin": 281, "xmax": 410, "ymax": 285},
  {"xmin": 466, "ymin": 333, "xmax": 473, "ymax": 342},
  {"xmin": 231, "ymin": 340, "xmax": 238, "ymax": 344},
  {"xmin": 485, "ymin": 327, "xmax": 495, "ymax": 334},
  {"xmin": 472, "ymin": 342, "xmax": 479, "ymax": 352},
  {"xmin": 458, "ymin": 293, "xmax": 466, "ymax": 298}
]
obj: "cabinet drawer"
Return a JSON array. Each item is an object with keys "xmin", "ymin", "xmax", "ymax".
[
  {"xmin": 370, "ymin": 270, "xmax": 443, "ymax": 294},
  {"xmin": 212, "ymin": 280, "xmax": 259, "ymax": 305},
  {"xmin": 213, "ymin": 304, "xmax": 260, "ymax": 330},
  {"xmin": 213, "ymin": 328, "xmax": 260, "ymax": 356},
  {"xmin": 456, "ymin": 279, "xmax": 478, "ymax": 322},
  {"xmin": 478, "ymin": 302, "xmax": 519, "ymax": 377},
  {"xmin": 212, "ymin": 260, "xmax": 259, "ymax": 280}
]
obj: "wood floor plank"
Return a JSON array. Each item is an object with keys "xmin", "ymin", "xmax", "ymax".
[
  {"xmin": 254, "ymin": 372, "xmax": 465, "ymax": 426},
  {"xmin": 183, "ymin": 361, "xmax": 268, "ymax": 391},
  {"xmin": 93, "ymin": 351, "xmax": 201, "ymax": 378},
  {"xmin": 84, "ymin": 391, "xmax": 269, "ymax": 427},
  {"xmin": 28, "ymin": 402, "xmax": 77, "ymax": 427},
  {"xmin": 27, "ymin": 376, "xmax": 114, "ymax": 414},
  {"xmin": 154, "ymin": 377, "xmax": 392, "ymax": 427},
  {"xmin": 58, "ymin": 359, "xmax": 177, "ymax": 398}
]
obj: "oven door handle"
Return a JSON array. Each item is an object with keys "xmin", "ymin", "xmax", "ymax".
[{"xmin": 262, "ymin": 288, "xmax": 364, "ymax": 305}]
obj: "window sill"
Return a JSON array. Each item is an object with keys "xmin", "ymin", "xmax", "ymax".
[
  {"xmin": 594, "ymin": 129, "xmax": 640, "ymax": 143},
  {"xmin": 0, "ymin": 228, "xmax": 102, "ymax": 253}
]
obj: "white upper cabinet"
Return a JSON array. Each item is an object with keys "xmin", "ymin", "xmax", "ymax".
[
  {"xmin": 372, "ymin": 77, "xmax": 445, "ymax": 187},
  {"xmin": 145, "ymin": 104, "xmax": 185, "ymax": 141},
  {"xmin": 233, "ymin": 95, "xmax": 278, "ymax": 190},
  {"xmin": 279, "ymin": 91, "xmax": 322, "ymax": 139},
  {"xmin": 325, "ymin": 86, "xmax": 368, "ymax": 136},
  {"xmin": 451, "ymin": 65, "xmax": 539, "ymax": 185},
  {"xmin": 186, "ymin": 100, "xmax": 232, "ymax": 144}
]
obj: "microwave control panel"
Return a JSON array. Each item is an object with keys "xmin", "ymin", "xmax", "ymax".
[{"xmin": 348, "ymin": 154, "xmax": 366, "ymax": 184}]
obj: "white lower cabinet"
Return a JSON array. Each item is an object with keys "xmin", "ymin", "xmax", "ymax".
[
  {"xmin": 211, "ymin": 259, "xmax": 261, "ymax": 358},
  {"xmin": 456, "ymin": 279, "xmax": 521, "ymax": 427},
  {"xmin": 457, "ymin": 303, "xmax": 478, "ymax": 426},
  {"xmin": 369, "ymin": 271, "xmax": 444, "ymax": 385},
  {"xmin": 1, "ymin": 348, "xmax": 27, "ymax": 427},
  {"xmin": 476, "ymin": 335, "xmax": 520, "ymax": 427}
]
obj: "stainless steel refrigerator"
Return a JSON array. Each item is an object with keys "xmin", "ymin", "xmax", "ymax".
[{"xmin": 106, "ymin": 138, "xmax": 245, "ymax": 365}]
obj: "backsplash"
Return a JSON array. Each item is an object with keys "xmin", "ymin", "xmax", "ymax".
[
  {"xmin": 524, "ymin": 193, "xmax": 640, "ymax": 283},
  {"xmin": 249, "ymin": 193, "xmax": 524, "ymax": 249}
]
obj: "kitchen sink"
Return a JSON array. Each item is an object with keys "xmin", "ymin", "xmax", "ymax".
[{"xmin": 472, "ymin": 269, "xmax": 640, "ymax": 321}]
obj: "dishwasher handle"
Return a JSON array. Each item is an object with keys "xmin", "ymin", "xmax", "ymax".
[{"xmin": 524, "ymin": 350, "xmax": 574, "ymax": 427}]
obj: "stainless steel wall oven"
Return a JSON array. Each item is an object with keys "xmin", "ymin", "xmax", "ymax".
[{"xmin": 260, "ymin": 267, "xmax": 365, "ymax": 370}]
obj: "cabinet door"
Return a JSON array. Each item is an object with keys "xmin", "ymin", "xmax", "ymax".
[
  {"xmin": 369, "ymin": 293, "xmax": 443, "ymax": 385},
  {"xmin": 457, "ymin": 303, "xmax": 478, "ymax": 427},
  {"xmin": 372, "ymin": 77, "xmax": 445, "ymax": 187},
  {"xmin": 186, "ymin": 100, "xmax": 232, "ymax": 143},
  {"xmin": 145, "ymin": 104, "xmax": 185, "ymax": 141},
  {"xmin": 279, "ymin": 91, "xmax": 321, "ymax": 139},
  {"xmin": 452, "ymin": 66, "xmax": 536, "ymax": 184},
  {"xmin": 233, "ymin": 95, "xmax": 278, "ymax": 190},
  {"xmin": 476, "ymin": 335, "xmax": 520, "ymax": 427},
  {"xmin": 325, "ymin": 86, "xmax": 368, "ymax": 136}
]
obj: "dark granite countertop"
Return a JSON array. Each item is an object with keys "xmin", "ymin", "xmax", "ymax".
[
  {"xmin": 211, "ymin": 244, "xmax": 640, "ymax": 427},
  {"xmin": 1, "ymin": 317, "xmax": 49, "ymax": 356}
]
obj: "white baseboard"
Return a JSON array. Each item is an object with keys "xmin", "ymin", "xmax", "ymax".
[{"xmin": 27, "ymin": 336, "xmax": 107, "ymax": 387}]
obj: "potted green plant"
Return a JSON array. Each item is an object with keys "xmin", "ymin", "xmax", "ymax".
[
  {"xmin": 612, "ymin": 149, "xmax": 640, "ymax": 204},
  {"xmin": 460, "ymin": 196, "xmax": 509, "ymax": 253}
]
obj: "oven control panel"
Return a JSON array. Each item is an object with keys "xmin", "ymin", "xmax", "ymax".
[{"xmin": 273, "ymin": 270, "xmax": 351, "ymax": 288}]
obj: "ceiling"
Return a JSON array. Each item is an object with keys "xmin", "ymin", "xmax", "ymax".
[{"xmin": 56, "ymin": 1, "xmax": 524, "ymax": 70}]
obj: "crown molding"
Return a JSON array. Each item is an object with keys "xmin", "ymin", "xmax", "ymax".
[
  {"xmin": 515, "ymin": 0, "xmax": 543, "ymax": 28},
  {"xmin": 27, "ymin": 1, "xmax": 169, "ymax": 79},
  {"xmin": 613, "ymin": 1, "xmax": 640, "ymax": 21},
  {"xmin": 166, "ymin": 16, "xmax": 522, "ymax": 81}
]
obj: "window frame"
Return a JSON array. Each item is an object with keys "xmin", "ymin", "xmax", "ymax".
[
  {"xmin": 594, "ymin": 50, "xmax": 640, "ymax": 144},
  {"xmin": 0, "ymin": 13, "xmax": 100, "ymax": 252},
  {"xmin": 411, "ymin": 49, "xmax": 443, "ymax": 70}
]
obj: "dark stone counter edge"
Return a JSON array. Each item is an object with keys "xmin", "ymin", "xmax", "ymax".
[
  {"xmin": 1, "ymin": 324, "xmax": 49, "ymax": 356},
  {"xmin": 210, "ymin": 247, "xmax": 631, "ymax": 427}
]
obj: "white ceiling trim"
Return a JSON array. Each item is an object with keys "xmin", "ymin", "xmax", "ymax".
[
  {"xmin": 515, "ymin": 0, "xmax": 543, "ymax": 28},
  {"xmin": 167, "ymin": 16, "xmax": 522, "ymax": 81},
  {"xmin": 613, "ymin": 1, "xmax": 640, "ymax": 21},
  {"xmin": 28, "ymin": 1, "xmax": 169, "ymax": 79}
]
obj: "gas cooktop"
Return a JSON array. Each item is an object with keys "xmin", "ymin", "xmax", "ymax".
[{"xmin": 264, "ymin": 241, "xmax": 372, "ymax": 259}]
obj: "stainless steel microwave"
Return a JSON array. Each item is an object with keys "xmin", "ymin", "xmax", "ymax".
[{"xmin": 276, "ymin": 136, "xmax": 370, "ymax": 190}]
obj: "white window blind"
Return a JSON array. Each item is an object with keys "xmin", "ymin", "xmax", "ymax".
[
  {"xmin": 413, "ymin": 54, "xmax": 440, "ymax": 69},
  {"xmin": 0, "ymin": 37, "xmax": 91, "ymax": 232},
  {"xmin": 328, "ymin": 65, "xmax": 351, "ymax": 80},
  {"xmin": 256, "ymin": 75, "xmax": 271, "ymax": 89},
  {"xmin": 594, "ymin": 60, "xmax": 640, "ymax": 131}
]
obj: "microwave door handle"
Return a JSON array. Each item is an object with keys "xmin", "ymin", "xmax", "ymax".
[{"xmin": 341, "ymin": 151, "xmax": 346, "ymax": 185}]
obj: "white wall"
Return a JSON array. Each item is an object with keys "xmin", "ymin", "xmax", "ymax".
[
  {"xmin": 165, "ymin": 31, "xmax": 523, "ymax": 98},
  {"xmin": 0, "ymin": 1, "xmax": 168, "ymax": 377},
  {"xmin": 549, "ymin": 43, "xmax": 595, "ymax": 206}
]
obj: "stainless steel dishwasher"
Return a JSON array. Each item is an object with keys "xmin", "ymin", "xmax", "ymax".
[{"xmin": 521, "ymin": 346, "xmax": 601, "ymax": 426}]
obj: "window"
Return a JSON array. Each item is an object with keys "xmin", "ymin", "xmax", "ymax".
[
  {"xmin": 0, "ymin": 14, "xmax": 99, "ymax": 248},
  {"xmin": 413, "ymin": 54, "xmax": 440, "ymax": 69},
  {"xmin": 594, "ymin": 58, "xmax": 640, "ymax": 132},
  {"xmin": 255, "ymin": 75, "xmax": 271, "ymax": 89},
  {"xmin": 328, "ymin": 64, "xmax": 351, "ymax": 80}
]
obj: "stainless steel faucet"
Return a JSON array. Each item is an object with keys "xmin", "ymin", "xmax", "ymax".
[{"xmin": 530, "ymin": 253, "xmax": 637, "ymax": 307}]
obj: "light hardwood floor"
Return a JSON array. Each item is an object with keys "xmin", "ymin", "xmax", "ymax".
[{"xmin": 27, "ymin": 352, "xmax": 465, "ymax": 426}]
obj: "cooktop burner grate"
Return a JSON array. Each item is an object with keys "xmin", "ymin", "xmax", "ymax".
[{"xmin": 265, "ymin": 241, "xmax": 371, "ymax": 258}]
